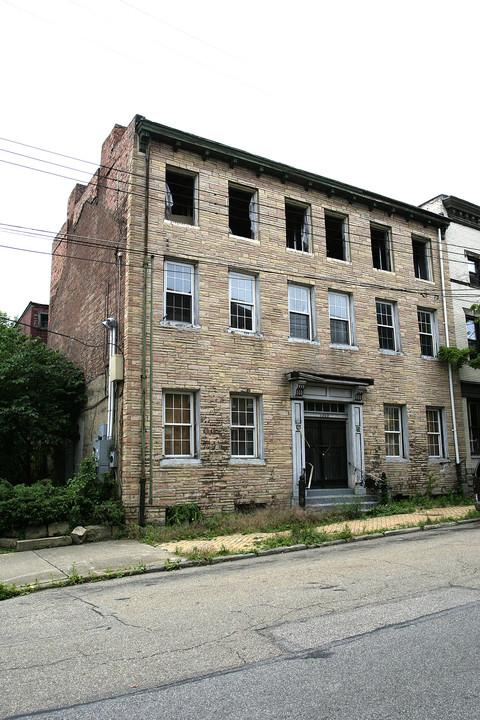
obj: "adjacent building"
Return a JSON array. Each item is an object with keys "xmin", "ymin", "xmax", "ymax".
[
  {"xmin": 422, "ymin": 195, "xmax": 480, "ymax": 479},
  {"xmin": 16, "ymin": 301, "xmax": 49, "ymax": 343},
  {"xmin": 49, "ymin": 116, "xmax": 463, "ymax": 525}
]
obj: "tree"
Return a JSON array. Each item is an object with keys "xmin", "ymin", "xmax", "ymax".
[{"xmin": 0, "ymin": 318, "xmax": 85, "ymax": 484}]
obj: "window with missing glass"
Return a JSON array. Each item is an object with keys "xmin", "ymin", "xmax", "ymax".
[
  {"xmin": 229, "ymin": 185, "xmax": 258, "ymax": 239},
  {"xmin": 325, "ymin": 213, "xmax": 348, "ymax": 261},
  {"xmin": 412, "ymin": 237, "xmax": 432, "ymax": 280},
  {"xmin": 285, "ymin": 201, "xmax": 310, "ymax": 252},
  {"xmin": 371, "ymin": 225, "xmax": 393, "ymax": 271}
]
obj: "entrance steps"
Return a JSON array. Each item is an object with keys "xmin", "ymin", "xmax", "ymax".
[{"xmin": 305, "ymin": 487, "xmax": 378, "ymax": 512}]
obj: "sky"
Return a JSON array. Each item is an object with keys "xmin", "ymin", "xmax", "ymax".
[{"xmin": 0, "ymin": 0, "xmax": 478, "ymax": 321}]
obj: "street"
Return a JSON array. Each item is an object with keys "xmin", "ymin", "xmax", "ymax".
[{"xmin": 1, "ymin": 524, "xmax": 480, "ymax": 719}]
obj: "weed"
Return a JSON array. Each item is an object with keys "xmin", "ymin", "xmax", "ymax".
[
  {"xmin": 164, "ymin": 558, "xmax": 181, "ymax": 571},
  {"xmin": 0, "ymin": 581, "xmax": 20, "ymax": 600}
]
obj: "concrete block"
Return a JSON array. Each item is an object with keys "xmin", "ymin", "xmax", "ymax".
[
  {"xmin": 71, "ymin": 526, "xmax": 87, "ymax": 544},
  {"xmin": 48, "ymin": 522, "xmax": 70, "ymax": 537},
  {"xmin": 16, "ymin": 536, "xmax": 73, "ymax": 552},
  {"xmin": 25, "ymin": 525, "xmax": 48, "ymax": 539},
  {"xmin": 86, "ymin": 525, "xmax": 112, "ymax": 542}
]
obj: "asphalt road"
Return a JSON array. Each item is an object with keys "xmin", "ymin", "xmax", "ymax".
[{"xmin": 2, "ymin": 524, "xmax": 480, "ymax": 719}]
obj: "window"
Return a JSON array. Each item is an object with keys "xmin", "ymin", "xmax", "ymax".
[
  {"xmin": 288, "ymin": 284, "xmax": 312, "ymax": 340},
  {"xmin": 418, "ymin": 309, "xmax": 437, "ymax": 357},
  {"xmin": 371, "ymin": 225, "xmax": 393, "ymax": 271},
  {"xmin": 468, "ymin": 400, "xmax": 480, "ymax": 455},
  {"xmin": 229, "ymin": 185, "xmax": 258, "ymax": 239},
  {"xmin": 467, "ymin": 255, "xmax": 480, "ymax": 287},
  {"xmin": 325, "ymin": 213, "xmax": 348, "ymax": 261},
  {"xmin": 164, "ymin": 261, "xmax": 195, "ymax": 325},
  {"xmin": 230, "ymin": 395, "xmax": 260, "ymax": 458},
  {"xmin": 412, "ymin": 237, "xmax": 432, "ymax": 280},
  {"xmin": 34, "ymin": 310, "xmax": 48, "ymax": 329},
  {"xmin": 384, "ymin": 405, "xmax": 407, "ymax": 458},
  {"xmin": 376, "ymin": 300, "xmax": 399, "ymax": 351},
  {"xmin": 329, "ymin": 291, "xmax": 353, "ymax": 345},
  {"xmin": 426, "ymin": 407, "xmax": 446, "ymax": 458},
  {"xmin": 165, "ymin": 168, "xmax": 196, "ymax": 225},
  {"xmin": 163, "ymin": 392, "xmax": 195, "ymax": 457},
  {"xmin": 466, "ymin": 316, "xmax": 480, "ymax": 350},
  {"xmin": 229, "ymin": 272, "xmax": 257, "ymax": 331},
  {"xmin": 285, "ymin": 201, "xmax": 310, "ymax": 252}
]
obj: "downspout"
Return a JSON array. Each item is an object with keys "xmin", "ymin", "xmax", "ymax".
[
  {"xmin": 438, "ymin": 226, "xmax": 460, "ymax": 466},
  {"xmin": 149, "ymin": 253, "xmax": 154, "ymax": 505},
  {"xmin": 139, "ymin": 137, "xmax": 151, "ymax": 526},
  {"xmin": 107, "ymin": 321, "xmax": 116, "ymax": 439}
]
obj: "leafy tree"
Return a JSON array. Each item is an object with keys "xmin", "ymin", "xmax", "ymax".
[{"xmin": 0, "ymin": 317, "xmax": 85, "ymax": 484}]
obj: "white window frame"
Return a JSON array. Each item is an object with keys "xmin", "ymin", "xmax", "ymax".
[
  {"xmin": 162, "ymin": 391, "xmax": 196, "ymax": 458},
  {"xmin": 329, "ymin": 291, "xmax": 355, "ymax": 346},
  {"xmin": 412, "ymin": 236, "xmax": 432, "ymax": 281},
  {"xmin": 285, "ymin": 199, "xmax": 311, "ymax": 253},
  {"xmin": 426, "ymin": 407, "xmax": 446, "ymax": 459},
  {"xmin": 376, "ymin": 299, "xmax": 400, "ymax": 352},
  {"xmin": 230, "ymin": 395, "xmax": 262, "ymax": 459},
  {"xmin": 325, "ymin": 212, "xmax": 349, "ymax": 262},
  {"xmin": 165, "ymin": 167, "xmax": 198, "ymax": 225},
  {"xmin": 384, "ymin": 404, "xmax": 408, "ymax": 459},
  {"xmin": 163, "ymin": 260, "xmax": 197, "ymax": 326},
  {"xmin": 229, "ymin": 271, "xmax": 259, "ymax": 333},
  {"xmin": 288, "ymin": 284, "xmax": 314, "ymax": 341},
  {"xmin": 417, "ymin": 308, "xmax": 438, "ymax": 358},
  {"xmin": 228, "ymin": 184, "xmax": 258, "ymax": 240}
]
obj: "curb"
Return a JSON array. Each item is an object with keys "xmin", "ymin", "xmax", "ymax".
[{"xmin": 4, "ymin": 516, "xmax": 480, "ymax": 597}]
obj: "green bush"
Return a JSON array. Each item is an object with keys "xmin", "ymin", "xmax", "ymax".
[
  {"xmin": 0, "ymin": 456, "xmax": 124, "ymax": 536},
  {"xmin": 165, "ymin": 503, "xmax": 204, "ymax": 526}
]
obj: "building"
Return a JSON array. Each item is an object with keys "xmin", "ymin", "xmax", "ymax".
[
  {"xmin": 421, "ymin": 195, "xmax": 480, "ymax": 479},
  {"xmin": 16, "ymin": 301, "xmax": 49, "ymax": 343},
  {"xmin": 49, "ymin": 116, "xmax": 463, "ymax": 525}
]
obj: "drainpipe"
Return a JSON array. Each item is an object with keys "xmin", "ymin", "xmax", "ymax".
[
  {"xmin": 149, "ymin": 253, "xmax": 154, "ymax": 505},
  {"xmin": 139, "ymin": 137, "xmax": 151, "ymax": 526},
  {"xmin": 438, "ymin": 227, "xmax": 460, "ymax": 466},
  {"xmin": 102, "ymin": 317, "xmax": 117, "ymax": 440}
]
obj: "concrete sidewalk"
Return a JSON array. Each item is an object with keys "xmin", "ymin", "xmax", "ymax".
[
  {"xmin": 0, "ymin": 505, "xmax": 477, "ymax": 592},
  {"xmin": 0, "ymin": 539, "xmax": 184, "ymax": 589}
]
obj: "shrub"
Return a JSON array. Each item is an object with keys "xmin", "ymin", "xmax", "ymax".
[
  {"xmin": 0, "ymin": 455, "xmax": 124, "ymax": 535},
  {"xmin": 165, "ymin": 503, "xmax": 204, "ymax": 526}
]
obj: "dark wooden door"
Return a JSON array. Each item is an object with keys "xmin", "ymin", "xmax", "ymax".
[{"xmin": 304, "ymin": 419, "xmax": 347, "ymax": 488}]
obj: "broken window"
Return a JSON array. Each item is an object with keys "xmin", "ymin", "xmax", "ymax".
[
  {"xmin": 467, "ymin": 255, "xmax": 480, "ymax": 287},
  {"xmin": 371, "ymin": 225, "xmax": 393, "ymax": 271},
  {"xmin": 285, "ymin": 201, "xmax": 310, "ymax": 252},
  {"xmin": 325, "ymin": 213, "xmax": 348, "ymax": 260},
  {"xmin": 165, "ymin": 168, "xmax": 196, "ymax": 225},
  {"xmin": 412, "ymin": 237, "xmax": 432, "ymax": 280},
  {"xmin": 229, "ymin": 185, "xmax": 258, "ymax": 239}
]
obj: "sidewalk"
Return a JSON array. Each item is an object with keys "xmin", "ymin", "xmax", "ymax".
[{"xmin": 0, "ymin": 506, "xmax": 477, "ymax": 592}]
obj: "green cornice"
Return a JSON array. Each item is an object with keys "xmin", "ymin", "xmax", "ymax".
[{"xmin": 135, "ymin": 115, "xmax": 449, "ymax": 230}]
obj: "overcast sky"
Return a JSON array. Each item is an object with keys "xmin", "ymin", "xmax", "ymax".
[{"xmin": 0, "ymin": 0, "xmax": 478, "ymax": 321}]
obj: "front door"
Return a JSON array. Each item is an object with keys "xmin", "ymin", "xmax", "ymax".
[{"xmin": 304, "ymin": 419, "xmax": 348, "ymax": 488}]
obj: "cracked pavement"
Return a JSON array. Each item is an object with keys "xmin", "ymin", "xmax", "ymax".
[{"xmin": 1, "ymin": 524, "xmax": 480, "ymax": 718}]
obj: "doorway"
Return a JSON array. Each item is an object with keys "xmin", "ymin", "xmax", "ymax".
[{"xmin": 304, "ymin": 418, "xmax": 348, "ymax": 488}]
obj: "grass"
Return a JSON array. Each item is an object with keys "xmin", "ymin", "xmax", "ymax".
[{"xmin": 129, "ymin": 493, "xmax": 476, "ymax": 548}]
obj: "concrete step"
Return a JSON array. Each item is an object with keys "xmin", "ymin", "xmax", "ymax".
[{"xmin": 305, "ymin": 488, "xmax": 378, "ymax": 512}]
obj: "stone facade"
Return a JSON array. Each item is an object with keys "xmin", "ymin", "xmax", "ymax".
[{"xmin": 49, "ymin": 116, "xmax": 464, "ymax": 524}]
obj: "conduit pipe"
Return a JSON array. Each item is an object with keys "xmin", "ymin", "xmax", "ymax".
[
  {"xmin": 437, "ymin": 227, "xmax": 460, "ymax": 465},
  {"xmin": 102, "ymin": 317, "xmax": 117, "ymax": 440}
]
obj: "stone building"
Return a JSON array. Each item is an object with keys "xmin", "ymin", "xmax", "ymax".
[
  {"xmin": 422, "ymin": 195, "xmax": 480, "ymax": 478},
  {"xmin": 49, "ymin": 115, "xmax": 462, "ymax": 524}
]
